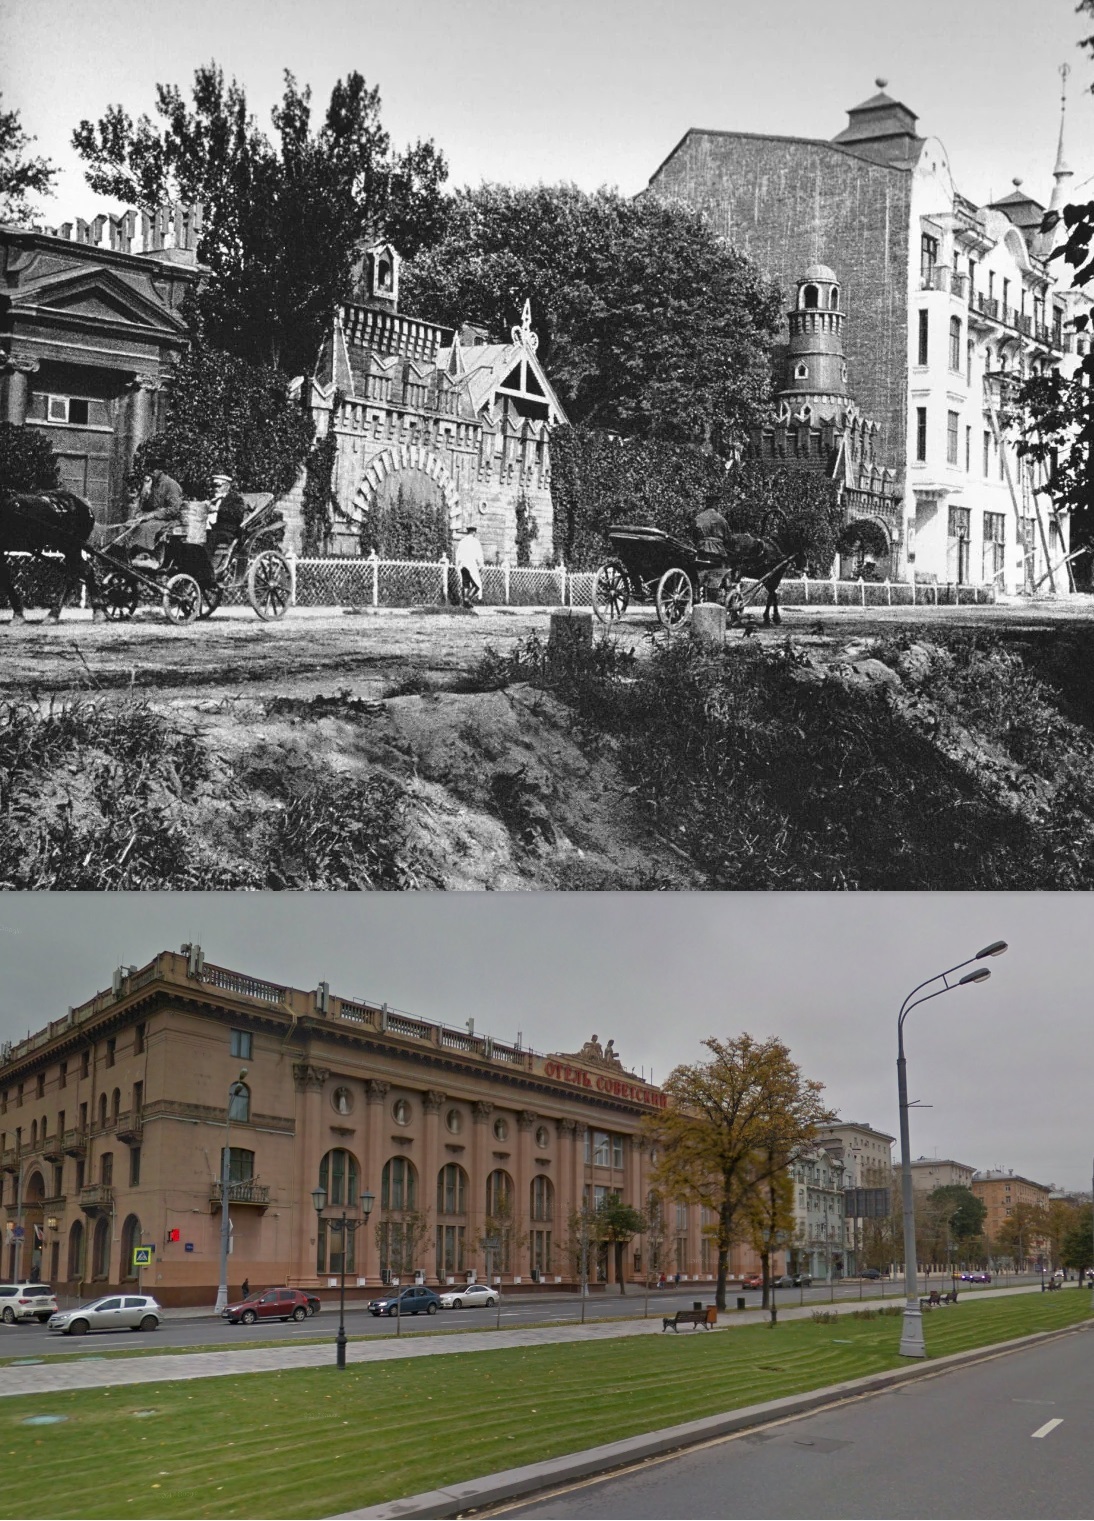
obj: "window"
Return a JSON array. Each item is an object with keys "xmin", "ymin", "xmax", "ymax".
[
  {"xmin": 917, "ymin": 309, "xmax": 929, "ymax": 366},
  {"xmin": 675, "ymin": 1202, "xmax": 688, "ymax": 1231},
  {"xmin": 381, "ymin": 1156, "xmax": 416, "ymax": 1212},
  {"xmin": 1002, "ymin": 277, "xmax": 1011, "ymax": 316},
  {"xmin": 221, "ymin": 1147, "xmax": 254, "ymax": 1184},
  {"xmin": 949, "ymin": 317, "xmax": 962, "ymax": 372},
  {"xmin": 916, "ymin": 408, "xmax": 927, "ymax": 462},
  {"xmin": 1053, "ymin": 306, "xmax": 1064, "ymax": 347},
  {"xmin": 612, "ymin": 1135, "xmax": 624, "ymax": 1169},
  {"xmin": 592, "ymin": 1131, "xmax": 611, "ymax": 1167},
  {"xmin": 531, "ymin": 1229, "xmax": 552, "ymax": 1274},
  {"xmin": 59, "ymin": 1061, "xmax": 67, "ymax": 1090},
  {"xmin": 98, "ymin": 1093, "xmax": 107, "ymax": 1130},
  {"xmin": 100, "ymin": 1151, "xmax": 113, "ymax": 1186},
  {"xmin": 435, "ymin": 1223, "xmax": 466, "ymax": 1278},
  {"xmin": 227, "ymin": 1082, "xmax": 250, "ymax": 1123},
  {"xmin": 133, "ymin": 1081, "xmax": 143, "ymax": 1115},
  {"xmin": 983, "ymin": 431, "xmax": 992, "ymax": 476},
  {"xmin": 36, "ymin": 1073, "xmax": 45, "ymax": 1099},
  {"xmin": 229, "ymin": 1029, "xmax": 252, "ymax": 1060},
  {"xmin": 531, "ymin": 1175, "xmax": 553, "ymax": 1222},
  {"xmin": 965, "ymin": 426, "xmax": 971, "ymax": 472},
  {"xmin": 968, "ymin": 257, "xmax": 977, "ymax": 293},
  {"xmin": 112, "ymin": 1088, "xmax": 121, "ymax": 1123},
  {"xmin": 967, "ymin": 339, "xmax": 974, "ymax": 385},
  {"xmin": 319, "ymin": 1147, "xmax": 359, "ymax": 1207},
  {"xmin": 106, "ymin": 1038, "xmax": 116, "ymax": 1068},
  {"xmin": 129, "ymin": 1146, "xmax": 141, "ymax": 1187},
  {"xmin": 81, "ymin": 1050, "xmax": 89, "ymax": 1078},
  {"xmin": 46, "ymin": 395, "xmax": 91, "ymax": 425},
  {"xmin": 920, "ymin": 233, "xmax": 938, "ymax": 283},
  {"xmin": 486, "ymin": 1169, "xmax": 512, "ymax": 1215},
  {"xmin": 134, "ymin": 1024, "xmax": 146, "ymax": 1055},
  {"xmin": 437, "ymin": 1163, "xmax": 467, "ymax": 1215}
]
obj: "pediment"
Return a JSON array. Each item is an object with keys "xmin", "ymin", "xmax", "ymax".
[{"xmin": 10, "ymin": 266, "xmax": 187, "ymax": 335}]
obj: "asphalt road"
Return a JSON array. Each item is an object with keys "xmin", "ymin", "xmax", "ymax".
[
  {"xmin": 0, "ymin": 1278, "xmax": 1043, "ymax": 1357},
  {"xmin": 498, "ymin": 1323, "xmax": 1094, "ymax": 1520}
]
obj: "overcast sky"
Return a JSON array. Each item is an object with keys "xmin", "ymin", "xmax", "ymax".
[
  {"xmin": 0, "ymin": 892, "xmax": 1088, "ymax": 1193},
  {"xmin": 4, "ymin": 0, "xmax": 1094, "ymax": 222}
]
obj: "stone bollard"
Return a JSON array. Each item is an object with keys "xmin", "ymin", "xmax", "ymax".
[
  {"xmin": 548, "ymin": 609, "xmax": 593, "ymax": 658},
  {"xmin": 691, "ymin": 603, "xmax": 726, "ymax": 649}
]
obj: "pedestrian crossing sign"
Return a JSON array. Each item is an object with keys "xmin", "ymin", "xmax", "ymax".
[{"xmin": 132, "ymin": 1246, "xmax": 154, "ymax": 1267}]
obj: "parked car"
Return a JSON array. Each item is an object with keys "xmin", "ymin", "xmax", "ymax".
[
  {"xmin": 792, "ymin": 1273, "xmax": 813, "ymax": 1288},
  {"xmin": 223, "ymin": 1287, "xmax": 313, "ymax": 1324},
  {"xmin": 861, "ymin": 1268, "xmax": 884, "ymax": 1280},
  {"xmin": 305, "ymin": 1292, "xmax": 322, "ymax": 1316},
  {"xmin": 367, "ymin": 1286, "xmax": 442, "ymax": 1317},
  {"xmin": 959, "ymin": 1271, "xmax": 992, "ymax": 1283},
  {"xmin": 773, "ymin": 1274, "xmax": 796, "ymax": 1288},
  {"xmin": 437, "ymin": 1283, "xmax": 500, "ymax": 1310},
  {"xmin": 742, "ymin": 1274, "xmax": 764, "ymax": 1290},
  {"xmin": 0, "ymin": 1282, "xmax": 58, "ymax": 1324},
  {"xmin": 48, "ymin": 1294, "xmax": 161, "ymax": 1336}
]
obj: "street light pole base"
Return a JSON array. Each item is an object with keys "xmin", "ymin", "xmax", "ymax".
[
  {"xmin": 899, "ymin": 1303, "xmax": 927, "ymax": 1358},
  {"xmin": 336, "ymin": 1331, "xmax": 347, "ymax": 1370}
]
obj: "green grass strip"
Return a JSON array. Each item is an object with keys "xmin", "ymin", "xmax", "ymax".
[{"xmin": 1, "ymin": 1292, "xmax": 1088, "ymax": 1520}]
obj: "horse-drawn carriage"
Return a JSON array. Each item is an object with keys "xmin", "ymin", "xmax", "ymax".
[
  {"xmin": 98, "ymin": 496, "xmax": 292, "ymax": 624},
  {"xmin": 591, "ymin": 522, "xmax": 794, "ymax": 630},
  {"xmin": 592, "ymin": 524, "xmax": 734, "ymax": 629}
]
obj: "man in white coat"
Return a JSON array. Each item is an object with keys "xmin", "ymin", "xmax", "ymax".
[{"xmin": 455, "ymin": 524, "xmax": 485, "ymax": 607}]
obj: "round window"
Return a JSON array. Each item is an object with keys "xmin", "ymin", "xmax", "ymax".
[
  {"xmin": 535, "ymin": 1125, "xmax": 550, "ymax": 1150},
  {"xmin": 331, "ymin": 1086, "xmax": 353, "ymax": 1116},
  {"xmin": 445, "ymin": 1108, "xmax": 462, "ymax": 1134},
  {"xmin": 392, "ymin": 1098, "xmax": 411, "ymax": 1126},
  {"xmin": 493, "ymin": 1117, "xmax": 509, "ymax": 1142}
]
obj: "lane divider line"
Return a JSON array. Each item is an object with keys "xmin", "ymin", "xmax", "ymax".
[{"xmin": 1031, "ymin": 1418, "xmax": 1063, "ymax": 1439}]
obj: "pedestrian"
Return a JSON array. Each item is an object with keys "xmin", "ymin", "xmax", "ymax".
[
  {"xmin": 454, "ymin": 524, "xmax": 485, "ymax": 607},
  {"xmin": 657, "ymin": 1272, "xmax": 666, "ymax": 1290},
  {"xmin": 242, "ymin": 1277, "xmax": 250, "ymax": 1298},
  {"xmin": 674, "ymin": 1271, "xmax": 680, "ymax": 1286}
]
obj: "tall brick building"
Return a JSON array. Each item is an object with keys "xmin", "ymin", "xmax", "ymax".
[{"xmin": 649, "ymin": 82, "xmax": 1089, "ymax": 591}]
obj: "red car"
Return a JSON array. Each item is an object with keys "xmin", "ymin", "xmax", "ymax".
[
  {"xmin": 742, "ymin": 1274, "xmax": 764, "ymax": 1289},
  {"xmin": 222, "ymin": 1287, "xmax": 314, "ymax": 1324}
]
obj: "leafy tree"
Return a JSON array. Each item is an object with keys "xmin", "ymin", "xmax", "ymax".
[
  {"xmin": 479, "ymin": 1184, "xmax": 526, "ymax": 1278},
  {"xmin": 376, "ymin": 1208, "xmax": 432, "ymax": 1279},
  {"xmin": 593, "ymin": 1197, "xmax": 646, "ymax": 1295},
  {"xmin": 0, "ymin": 423, "xmax": 61, "ymax": 493},
  {"xmin": 743, "ymin": 1161, "xmax": 796, "ymax": 1308},
  {"xmin": 645, "ymin": 1035, "xmax": 835, "ymax": 1310},
  {"xmin": 1060, "ymin": 1204, "xmax": 1092, "ymax": 1278},
  {"xmin": 992, "ymin": 1200, "xmax": 1049, "ymax": 1269},
  {"xmin": 563, "ymin": 1204, "xmax": 597, "ymax": 1283},
  {"xmin": 73, "ymin": 64, "xmax": 448, "ymax": 373},
  {"xmin": 402, "ymin": 184, "xmax": 781, "ymax": 452},
  {"xmin": 0, "ymin": 96, "xmax": 57, "ymax": 223},
  {"xmin": 721, "ymin": 464, "xmax": 845, "ymax": 573},
  {"xmin": 131, "ymin": 341, "xmax": 314, "ymax": 499},
  {"xmin": 643, "ymin": 1192, "xmax": 668, "ymax": 1286}
]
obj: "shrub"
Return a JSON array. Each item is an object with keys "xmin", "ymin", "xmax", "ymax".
[{"xmin": 0, "ymin": 422, "xmax": 61, "ymax": 493}]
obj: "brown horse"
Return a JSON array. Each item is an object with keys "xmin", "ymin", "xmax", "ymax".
[
  {"xmin": 723, "ymin": 532, "xmax": 796, "ymax": 626},
  {"xmin": 0, "ymin": 489, "xmax": 104, "ymax": 624}
]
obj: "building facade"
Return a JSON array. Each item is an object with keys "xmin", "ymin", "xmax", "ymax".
[
  {"xmin": 971, "ymin": 1168, "xmax": 1052, "ymax": 1261},
  {"xmin": 0, "ymin": 205, "xmax": 203, "ymax": 524},
  {"xmin": 908, "ymin": 1157, "xmax": 976, "ymax": 1192},
  {"xmin": 285, "ymin": 243, "xmax": 567, "ymax": 566},
  {"xmin": 817, "ymin": 1121, "xmax": 894, "ymax": 1275},
  {"xmin": 789, "ymin": 1147, "xmax": 845, "ymax": 1280},
  {"xmin": 0, "ymin": 949, "xmax": 766, "ymax": 1303},
  {"xmin": 648, "ymin": 82, "xmax": 1089, "ymax": 592}
]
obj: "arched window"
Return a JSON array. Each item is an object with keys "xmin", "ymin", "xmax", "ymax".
[
  {"xmin": 228, "ymin": 1082, "xmax": 250, "ymax": 1123},
  {"xmin": 92, "ymin": 1216, "xmax": 110, "ymax": 1280},
  {"xmin": 530, "ymin": 1175, "xmax": 554, "ymax": 1222},
  {"xmin": 802, "ymin": 284, "xmax": 819, "ymax": 309},
  {"xmin": 120, "ymin": 1214, "xmax": 141, "ymax": 1280},
  {"xmin": 318, "ymin": 1148, "xmax": 359, "ymax": 1208},
  {"xmin": 794, "ymin": 363, "xmax": 808, "ymax": 380},
  {"xmin": 67, "ymin": 1219, "xmax": 84, "ymax": 1281},
  {"xmin": 380, "ymin": 1156, "xmax": 417, "ymax": 1212},
  {"xmin": 486, "ymin": 1169, "xmax": 512, "ymax": 1216},
  {"xmin": 437, "ymin": 1164, "xmax": 467, "ymax": 1216},
  {"xmin": 830, "ymin": 287, "xmax": 840, "ymax": 310}
]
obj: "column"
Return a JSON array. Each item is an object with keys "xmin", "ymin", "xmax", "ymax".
[
  {"xmin": 361, "ymin": 1079, "xmax": 389, "ymax": 1282},
  {"xmin": 421, "ymin": 1090, "xmax": 445, "ymax": 1279},
  {"xmin": 514, "ymin": 1110, "xmax": 537, "ymax": 1278},
  {"xmin": 2, "ymin": 355, "xmax": 39, "ymax": 425},
  {"xmin": 291, "ymin": 1063, "xmax": 329, "ymax": 1284},
  {"xmin": 470, "ymin": 1101, "xmax": 493, "ymax": 1276},
  {"xmin": 557, "ymin": 1117, "xmax": 581, "ymax": 1282}
]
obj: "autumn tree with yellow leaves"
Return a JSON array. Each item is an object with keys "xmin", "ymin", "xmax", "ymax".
[{"xmin": 645, "ymin": 1034, "xmax": 835, "ymax": 1310}]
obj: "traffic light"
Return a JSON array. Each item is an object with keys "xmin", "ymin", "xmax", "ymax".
[{"xmin": 167, "ymin": 1228, "xmax": 180, "ymax": 1243}]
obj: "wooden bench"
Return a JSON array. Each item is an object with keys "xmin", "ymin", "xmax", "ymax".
[
  {"xmin": 662, "ymin": 1308, "xmax": 716, "ymax": 1332},
  {"xmin": 919, "ymin": 1290, "xmax": 958, "ymax": 1309}
]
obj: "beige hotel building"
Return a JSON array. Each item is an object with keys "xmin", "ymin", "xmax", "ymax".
[{"xmin": 0, "ymin": 948, "xmax": 766, "ymax": 1303}]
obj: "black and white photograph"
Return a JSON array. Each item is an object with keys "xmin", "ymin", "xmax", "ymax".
[{"xmin": 2, "ymin": 1, "xmax": 1094, "ymax": 1517}]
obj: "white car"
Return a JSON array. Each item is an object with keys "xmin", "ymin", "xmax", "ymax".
[
  {"xmin": 0, "ymin": 1282, "xmax": 58, "ymax": 1324},
  {"xmin": 438, "ymin": 1283, "xmax": 501, "ymax": 1310},
  {"xmin": 47, "ymin": 1294, "xmax": 161, "ymax": 1335}
]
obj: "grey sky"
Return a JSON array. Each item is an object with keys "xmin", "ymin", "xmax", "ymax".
[
  {"xmin": 0, "ymin": 893, "xmax": 1088, "ymax": 1192},
  {"xmin": 3, "ymin": 0, "xmax": 1093, "ymax": 221}
]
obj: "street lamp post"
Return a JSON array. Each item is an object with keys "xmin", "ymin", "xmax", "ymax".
[
  {"xmin": 897, "ymin": 940, "xmax": 1006, "ymax": 1359},
  {"xmin": 215, "ymin": 1071, "xmax": 249, "ymax": 1315},
  {"xmin": 311, "ymin": 1184, "xmax": 375, "ymax": 1370}
]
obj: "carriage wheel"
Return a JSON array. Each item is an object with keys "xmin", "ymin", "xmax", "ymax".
[
  {"xmin": 655, "ymin": 568, "xmax": 694, "ymax": 629},
  {"xmin": 247, "ymin": 550, "xmax": 291, "ymax": 621},
  {"xmin": 199, "ymin": 582, "xmax": 223, "ymax": 620},
  {"xmin": 163, "ymin": 573, "xmax": 202, "ymax": 625},
  {"xmin": 592, "ymin": 559, "xmax": 630, "ymax": 623},
  {"xmin": 101, "ymin": 569, "xmax": 139, "ymax": 621}
]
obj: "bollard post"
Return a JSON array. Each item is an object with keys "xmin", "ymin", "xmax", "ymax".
[{"xmin": 691, "ymin": 603, "xmax": 726, "ymax": 649}]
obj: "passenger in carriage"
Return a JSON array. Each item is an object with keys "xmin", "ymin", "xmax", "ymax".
[
  {"xmin": 127, "ymin": 468, "xmax": 184, "ymax": 565},
  {"xmin": 207, "ymin": 471, "xmax": 247, "ymax": 553}
]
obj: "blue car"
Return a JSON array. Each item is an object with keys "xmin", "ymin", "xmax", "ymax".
[{"xmin": 367, "ymin": 1286, "xmax": 441, "ymax": 1317}]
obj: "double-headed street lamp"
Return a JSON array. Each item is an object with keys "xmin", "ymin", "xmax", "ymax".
[
  {"xmin": 312, "ymin": 1183, "xmax": 375, "ymax": 1369},
  {"xmin": 214, "ymin": 1070, "xmax": 249, "ymax": 1316},
  {"xmin": 897, "ymin": 940, "xmax": 1007, "ymax": 1359}
]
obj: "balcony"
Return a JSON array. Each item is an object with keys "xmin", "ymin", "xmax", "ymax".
[
  {"xmin": 210, "ymin": 1179, "xmax": 270, "ymax": 1211},
  {"xmin": 41, "ymin": 1140, "xmax": 64, "ymax": 1164},
  {"xmin": 967, "ymin": 291, "xmax": 1001, "ymax": 331},
  {"xmin": 115, "ymin": 1111, "xmax": 143, "ymax": 1145},
  {"xmin": 62, "ymin": 1128, "xmax": 88, "ymax": 1158},
  {"xmin": 80, "ymin": 1182, "xmax": 114, "ymax": 1214}
]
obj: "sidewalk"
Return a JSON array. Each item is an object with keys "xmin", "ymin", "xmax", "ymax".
[{"xmin": 0, "ymin": 1281, "xmax": 1051, "ymax": 1399}]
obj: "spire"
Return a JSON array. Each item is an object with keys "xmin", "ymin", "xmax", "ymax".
[{"xmin": 1036, "ymin": 63, "xmax": 1074, "ymax": 258}]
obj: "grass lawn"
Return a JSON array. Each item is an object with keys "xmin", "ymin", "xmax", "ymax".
[{"xmin": 1, "ymin": 1292, "xmax": 1088, "ymax": 1520}]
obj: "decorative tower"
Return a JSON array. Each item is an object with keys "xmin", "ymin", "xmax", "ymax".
[
  {"xmin": 1035, "ymin": 63, "xmax": 1074, "ymax": 259},
  {"xmin": 777, "ymin": 264, "xmax": 850, "ymax": 421}
]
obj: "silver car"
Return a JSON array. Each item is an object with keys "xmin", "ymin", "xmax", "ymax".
[
  {"xmin": 437, "ymin": 1283, "xmax": 501, "ymax": 1309},
  {"xmin": 47, "ymin": 1293, "xmax": 161, "ymax": 1336}
]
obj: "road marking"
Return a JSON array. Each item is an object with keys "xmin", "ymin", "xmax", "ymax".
[{"xmin": 1031, "ymin": 1418, "xmax": 1063, "ymax": 1439}]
